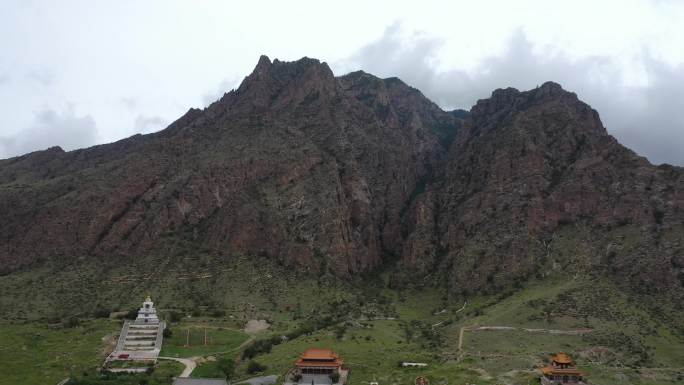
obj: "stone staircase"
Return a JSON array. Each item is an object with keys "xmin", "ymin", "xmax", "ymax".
[
  {"xmin": 123, "ymin": 324, "xmax": 159, "ymax": 351},
  {"xmin": 108, "ymin": 321, "xmax": 165, "ymax": 361},
  {"xmin": 106, "ymin": 296, "xmax": 165, "ymax": 363}
]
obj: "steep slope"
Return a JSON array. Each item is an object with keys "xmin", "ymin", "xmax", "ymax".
[
  {"xmin": 398, "ymin": 82, "xmax": 684, "ymax": 297},
  {"xmin": 0, "ymin": 57, "xmax": 682, "ymax": 305},
  {"xmin": 0, "ymin": 56, "xmax": 460, "ymax": 276}
]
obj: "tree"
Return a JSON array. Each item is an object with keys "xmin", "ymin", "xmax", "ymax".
[
  {"xmin": 247, "ymin": 360, "xmax": 267, "ymax": 374},
  {"xmin": 217, "ymin": 356, "xmax": 235, "ymax": 379},
  {"xmin": 330, "ymin": 372, "xmax": 340, "ymax": 383}
]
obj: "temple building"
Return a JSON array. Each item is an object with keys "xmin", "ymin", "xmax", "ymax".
[
  {"xmin": 540, "ymin": 352, "xmax": 587, "ymax": 385},
  {"xmin": 294, "ymin": 348, "xmax": 344, "ymax": 375},
  {"xmin": 107, "ymin": 296, "xmax": 166, "ymax": 363}
]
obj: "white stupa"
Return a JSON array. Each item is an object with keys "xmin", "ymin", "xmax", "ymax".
[
  {"xmin": 135, "ymin": 296, "xmax": 160, "ymax": 324},
  {"xmin": 107, "ymin": 295, "xmax": 166, "ymax": 363}
]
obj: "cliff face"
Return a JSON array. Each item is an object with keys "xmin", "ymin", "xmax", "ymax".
[
  {"xmin": 0, "ymin": 56, "xmax": 460, "ymax": 277},
  {"xmin": 0, "ymin": 57, "xmax": 682, "ymax": 296},
  {"xmin": 399, "ymin": 82, "xmax": 684, "ymax": 294}
]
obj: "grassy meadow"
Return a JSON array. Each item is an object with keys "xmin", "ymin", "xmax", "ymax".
[{"xmin": 1, "ymin": 252, "xmax": 683, "ymax": 385}]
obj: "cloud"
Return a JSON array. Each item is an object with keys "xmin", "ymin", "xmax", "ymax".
[
  {"xmin": 134, "ymin": 115, "xmax": 168, "ymax": 134},
  {"xmin": 339, "ymin": 26, "xmax": 684, "ymax": 166},
  {"xmin": 0, "ymin": 73, "xmax": 9, "ymax": 85},
  {"xmin": 202, "ymin": 77, "xmax": 241, "ymax": 106},
  {"xmin": 120, "ymin": 97, "xmax": 138, "ymax": 110},
  {"xmin": 26, "ymin": 68, "xmax": 56, "ymax": 87},
  {"xmin": 0, "ymin": 107, "xmax": 98, "ymax": 159}
]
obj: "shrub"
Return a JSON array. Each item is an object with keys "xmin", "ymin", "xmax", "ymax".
[
  {"xmin": 93, "ymin": 308, "xmax": 110, "ymax": 318},
  {"xmin": 246, "ymin": 360, "xmax": 267, "ymax": 374},
  {"xmin": 168, "ymin": 311, "xmax": 182, "ymax": 323},
  {"xmin": 63, "ymin": 317, "xmax": 81, "ymax": 328},
  {"xmin": 242, "ymin": 339, "xmax": 274, "ymax": 359},
  {"xmin": 163, "ymin": 327, "xmax": 173, "ymax": 338},
  {"xmin": 124, "ymin": 308, "xmax": 138, "ymax": 320},
  {"xmin": 217, "ymin": 356, "xmax": 235, "ymax": 379}
]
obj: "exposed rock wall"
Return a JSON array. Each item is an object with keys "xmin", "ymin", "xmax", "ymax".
[{"xmin": 0, "ymin": 57, "xmax": 681, "ymax": 296}]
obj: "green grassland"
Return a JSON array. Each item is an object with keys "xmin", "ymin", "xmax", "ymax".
[
  {"xmin": 0, "ymin": 319, "xmax": 121, "ymax": 385},
  {"xmin": 237, "ymin": 319, "xmax": 491, "ymax": 385},
  {"xmin": 2, "ymin": 250, "xmax": 684, "ymax": 385},
  {"xmin": 160, "ymin": 323, "xmax": 249, "ymax": 357}
]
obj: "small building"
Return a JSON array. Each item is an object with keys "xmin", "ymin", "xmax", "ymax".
[
  {"xmin": 295, "ymin": 348, "xmax": 344, "ymax": 375},
  {"xmin": 540, "ymin": 352, "xmax": 587, "ymax": 385}
]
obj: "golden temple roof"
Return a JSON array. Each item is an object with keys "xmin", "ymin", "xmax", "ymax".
[{"xmin": 552, "ymin": 352, "xmax": 573, "ymax": 364}]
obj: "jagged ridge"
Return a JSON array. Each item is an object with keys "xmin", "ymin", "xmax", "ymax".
[{"xmin": 0, "ymin": 57, "xmax": 682, "ymax": 300}]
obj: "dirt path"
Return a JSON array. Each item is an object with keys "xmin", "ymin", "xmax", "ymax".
[
  {"xmin": 159, "ymin": 356, "xmax": 197, "ymax": 377},
  {"xmin": 157, "ymin": 333, "xmax": 254, "ymax": 379}
]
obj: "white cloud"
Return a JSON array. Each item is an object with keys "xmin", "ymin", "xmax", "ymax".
[
  {"xmin": 120, "ymin": 97, "xmax": 138, "ymax": 110},
  {"xmin": 134, "ymin": 115, "xmax": 168, "ymax": 134},
  {"xmin": 0, "ymin": 107, "xmax": 98, "ymax": 159},
  {"xmin": 202, "ymin": 78, "xmax": 241, "ymax": 107},
  {"xmin": 26, "ymin": 68, "xmax": 56, "ymax": 87}
]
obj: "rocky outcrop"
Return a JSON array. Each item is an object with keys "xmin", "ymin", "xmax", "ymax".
[{"xmin": 0, "ymin": 58, "xmax": 682, "ymax": 297}]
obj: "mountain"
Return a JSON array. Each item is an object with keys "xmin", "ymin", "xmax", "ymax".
[{"xmin": 0, "ymin": 56, "xmax": 682, "ymax": 303}]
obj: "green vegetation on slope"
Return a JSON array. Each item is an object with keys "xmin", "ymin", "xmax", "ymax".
[
  {"xmin": 160, "ymin": 323, "xmax": 249, "ymax": 358},
  {"xmin": 0, "ymin": 319, "xmax": 120, "ymax": 385},
  {"xmin": 2, "ymin": 253, "xmax": 684, "ymax": 385}
]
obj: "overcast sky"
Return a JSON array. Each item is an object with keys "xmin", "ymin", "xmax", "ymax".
[{"xmin": 1, "ymin": 0, "xmax": 683, "ymax": 165}]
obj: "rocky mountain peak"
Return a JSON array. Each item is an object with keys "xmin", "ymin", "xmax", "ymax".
[
  {"xmin": 469, "ymin": 81, "xmax": 605, "ymax": 137},
  {"xmin": 254, "ymin": 54, "xmax": 272, "ymax": 74},
  {"xmin": 233, "ymin": 56, "xmax": 336, "ymax": 110}
]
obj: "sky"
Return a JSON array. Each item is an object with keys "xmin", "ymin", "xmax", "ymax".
[{"xmin": 1, "ymin": 0, "xmax": 683, "ymax": 165}]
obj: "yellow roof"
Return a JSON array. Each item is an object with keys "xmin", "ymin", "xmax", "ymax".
[{"xmin": 552, "ymin": 352, "xmax": 573, "ymax": 364}]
